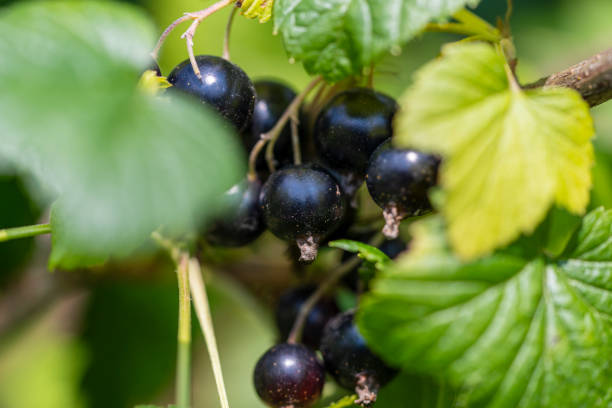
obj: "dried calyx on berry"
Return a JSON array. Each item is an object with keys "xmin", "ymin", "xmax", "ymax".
[
  {"xmin": 320, "ymin": 310, "xmax": 397, "ymax": 406},
  {"xmin": 167, "ymin": 55, "xmax": 256, "ymax": 132},
  {"xmin": 253, "ymin": 343, "xmax": 326, "ymax": 408},
  {"xmin": 366, "ymin": 139, "xmax": 440, "ymax": 238},
  {"xmin": 259, "ymin": 165, "xmax": 347, "ymax": 263}
]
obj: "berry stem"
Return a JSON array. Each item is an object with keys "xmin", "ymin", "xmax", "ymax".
[
  {"xmin": 290, "ymin": 116, "xmax": 302, "ymax": 165},
  {"xmin": 263, "ymin": 76, "xmax": 324, "ymax": 173},
  {"xmin": 222, "ymin": 5, "xmax": 239, "ymax": 61},
  {"xmin": 151, "ymin": 14, "xmax": 192, "ymax": 61},
  {"xmin": 176, "ymin": 255, "xmax": 192, "ymax": 408},
  {"xmin": 182, "ymin": 0, "xmax": 236, "ymax": 79},
  {"xmin": 153, "ymin": 232, "xmax": 230, "ymax": 408},
  {"xmin": 287, "ymin": 234, "xmax": 385, "ymax": 344},
  {"xmin": 0, "ymin": 223, "xmax": 51, "ymax": 243},
  {"xmin": 189, "ymin": 258, "xmax": 231, "ymax": 408}
]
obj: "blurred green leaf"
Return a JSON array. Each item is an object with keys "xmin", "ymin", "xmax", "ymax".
[
  {"xmin": 396, "ymin": 42, "xmax": 594, "ymax": 260},
  {"xmin": 359, "ymin": 209, "xmax": 612, "ymax": 407},
  {"xmin": 376, "ymin": 373, "xmax": 456, "ymax": 408},
  {"xmin": 81, "ymin": 281, "xmax": 177, "ymax": 408},
  {"xmin": 329, "ymin": 239, "xmax": 390, "ymax": 269},
  {"xmin": 0, "ymin": 2, "xmax": 244, "ymax": 269},
  {"xmin": 273, "ymin": 0, "xmax": 481, "ymax": 81}
]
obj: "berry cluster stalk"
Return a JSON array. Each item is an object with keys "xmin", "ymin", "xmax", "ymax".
[
  {"xmin": 287, "ymin": 234, "xmax": 385, "ymax": 344},
  {"xmin": 151, "ymin": 0, "xmax": 236, "ymax": 78},
  {"xmin": 247, "ymin": 76, "xmax": 324, "ymax": 179},
  {"xmin": 188, "ymin": 259, "xmax": 231, "ymax": 408},
  {"xmin": 0, "ymin": 223, "xmax": 51, "ymax": 243},
  {"xmin": 176, "ymin": 255, "xmax": 192, "ymax": 408}
]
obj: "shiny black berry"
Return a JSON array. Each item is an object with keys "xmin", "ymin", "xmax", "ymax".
[
  {"xmin": 254, "ymin": 343, "xmax": 325, "ymax": 408},
  {"xmin": 243, "ymin": 80, "xmax": 296, "ymax": 172},
  {"xmin": 206, "ymin": 178, "xmax": 265, "ymax": 247},
  {"xmin": 276, "ymin": 285, "xmax": 340, "ymax": 349},
  {"xmin": 260, "ymin": 165, "xmax": 347, "ymax": 262},
  {"xmin": 315, "ymin": 88, "xmax": 397, "ymax": 177},
  {"xmin": 366, "ymin": 140, "xmax": 439, "ymax": 239},
  {"xmin": 168, "ymin": 55, "xmax": 256, "ymax": 131},
  {"xmin": 320, "ymin": 310, "xmax": 396, "ymax": 406}
]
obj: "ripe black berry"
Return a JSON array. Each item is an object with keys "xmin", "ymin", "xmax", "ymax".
[
  {"xmin": 206, "ymin": 178, "xmax": 265, "ymax": 247},
  {"xmin": 243, "ymin": 80, "xmax": 296, "ymax": 172},
  {"xmin": 168, "ymin": 55, "xmax": 256, "ymax": 131},
  {"xmin": 320, "ymin": 310, "xmax": 396, "ymax": 406},
  {"xmin": 315, "ymin": 88, "xmax": 397, "ymax": 177},
  {"xmin": 259, "ymin": 165, "xmax": 347, "ymax": 262},
  {"xmin": 276, "ymin": 285, "xmax": 340, "ymax": 349},
  {"xmin": 366, "ymin": 140, "xmax": 439, "ymax": 238},
  {"xmin": 254, "ymin": 343, "xmax": 325, "ymax": 408}
]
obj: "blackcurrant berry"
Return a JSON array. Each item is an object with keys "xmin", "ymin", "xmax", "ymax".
[
  {"xmin": 167, "ymin": 55, "xmax": 256, "ymax": 131},
  {"xmin": 254, "ymin": 343, "xmax": 325, "ymax": 408},
  {"xmin": 321, "ymin": 310, "xmax": 396, "ymax": 406},
  {"xmin": 276, "ymin": 285, "xmax": 340, "ymax": 349},
  {"xmin": 315, "ymin": 88, "xmax": 397, "ymax": 177},
  {"xmin": 243, "ymin": 80, "xmax": 296, "ymax": 172},
  {"xmin": 206, "ymin": 178, "xmax": 265, "ymax": 247},
  {"xmin": 366, "ymin": 140, "xmax": 439, "ymax": 239},
  {"xmin": 259, "ymin": 165, "xmax": 347, "ymax": 262}
]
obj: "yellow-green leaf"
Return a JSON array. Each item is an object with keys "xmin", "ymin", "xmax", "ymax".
[
  {"xmin": 395, "ymin": 42, "xmax": 594, "ymax": 259},
  {"xmin": 240, "ymin": 0, "xmax": 273, "ymax": 23}
]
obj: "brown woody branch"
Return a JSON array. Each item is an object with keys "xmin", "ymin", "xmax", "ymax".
[{"xmin": 526, "ymin": 48, "xmax": 612, "ymax": 107}]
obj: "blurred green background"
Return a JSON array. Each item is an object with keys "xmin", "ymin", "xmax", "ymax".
[{"xmin": 0, "ymin": 0, "xmax": 611, "ymax": 407}]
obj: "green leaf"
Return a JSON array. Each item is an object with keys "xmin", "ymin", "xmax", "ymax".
[
  {"xmin": 359, "ymin": 210, "xmax": 612, "ymax": 407},
  {"xmin": 0, "ymin": 2, "xmax": 244, "ymax": 269},
  {"xmin": 325, "ymin": 394, "xmax": 358, "ymax": 408},
  {"xmin": 395, "ymin": 42, "xmax": 594, "ymax": 260},
  {"xmin": 329, "ymin": 239, "xmax": 391, "ymax": 269},
  {"xmin": 273, "ymin": 0, "xmax": 482, "ymax": 81}
]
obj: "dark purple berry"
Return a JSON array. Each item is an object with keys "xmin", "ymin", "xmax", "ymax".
[
  {"xmin": 320, "ymin": 310, "xmax": 396, "ymax": 406},
  {"xmin": 254, "ymin": 343, "xmax": 325, "ymax": 408},
  {"xmin": 259, "ymin": 165, "xmax": 347, "ymax": 262},
  {"xmin": 206, "ymin": 178, "xmax": 265, "ymax": 247},
  {"xmin": 366, "ymin": 140, "xmax": 439, "ymax": 239},
  {"xmin": 243, "ymin": 80, "xmax": 296, "ymax": 172},
  {"xmin": 168, "ymin": 55, "xmax": 256, "ymax": 131},
  {"xmin": 276, "ymin": 285, "xmax": 340, "ymax": 349},
  {"xmin": 315, "ymin": 88, "xmax": 397, "ymax": 177}
]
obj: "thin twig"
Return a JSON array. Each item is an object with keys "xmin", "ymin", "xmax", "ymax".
[
  {"xmin": 181, "ymin": 0, "xmax": 235, "ymax": 79},
  {"xmin": 176, "ymin": 255, "xmax": 192, "ymax": 408},
  {"xmin": 151, "ymin": 14, "xmax": 192, "ymax": 61},
  {"xmin": 525, "ymin": 48, "xmax": 612, "ymax": 107},
  {"xmin": 263, "ymin": 76, "xmax": 324, "ymax": 173},
  {"xmin": 222, "ymin": 6, "xmax": 239, "ymax": 61},
  {"xmin": 0, "ymin": 223, "xmax": 51, "ymax": 243},
  {"xmin": 189, "ymin": 259, "xmax": 231, "ymax": 408},
  {"xmin": 287, "ymin": 234, "xmax": 385, "ymax": 344},
  {"xmin": 291, "ymin": 116, "xmax": 302, "ymax": 165}
]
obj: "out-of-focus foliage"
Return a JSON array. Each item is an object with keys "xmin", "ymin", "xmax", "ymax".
[
  {"xmin": 0, "ymin": 2, "xmax": 244, "ymax": 269},
  {"xmin": 0, "ymin": 1, "xmax": 611, "ymax": 408}
]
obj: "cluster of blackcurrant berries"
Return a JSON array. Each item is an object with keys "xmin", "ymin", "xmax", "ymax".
[{"xmin": 162, "ymin": 54, "xmax": 440, "ymax": 406}]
